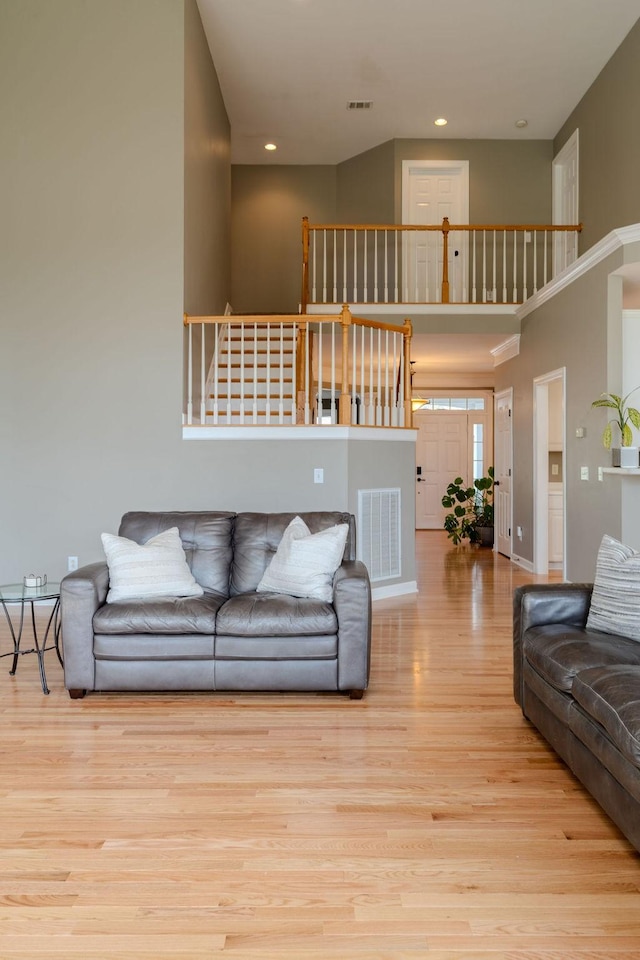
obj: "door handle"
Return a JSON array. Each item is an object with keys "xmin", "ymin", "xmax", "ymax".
[
  {"xmin": 416, "ymin": 477, "xmax": 426, "ymax": 482},
  {"xmin": 494, "ymin": 480, "xmax": 500, "ymax": 486}
]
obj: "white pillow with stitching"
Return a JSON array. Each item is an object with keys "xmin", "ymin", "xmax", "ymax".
[
  {"xmin": 101, "ymin": 527, "xmax": 204, "ymax": 604},
  {"xmin": 586, "ymin": 534, "xmax": 640, "ymax": 643},
  {"xmin": 257, "ymin": 516, "xmax": 349, "ymax": 602}
]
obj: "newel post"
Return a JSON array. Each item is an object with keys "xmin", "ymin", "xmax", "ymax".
[
  {"xmin": 441, "ymin": 217, "xmax": 450, "ymax": 304},
  {"xmin": 339, "ymin": 305, "xmax": 352, "ymax": 425},
  {"xmin": 301, "ymin": 217, "xmax": 310, "ymax": 314},
  {"xmin": 403, "ymin": 318, "xmax": 413, "ymax": 428}
]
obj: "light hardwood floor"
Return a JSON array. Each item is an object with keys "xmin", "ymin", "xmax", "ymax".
[{"xmin": 1, "ymin": 532, "xmax": 639, "ymax": 959}]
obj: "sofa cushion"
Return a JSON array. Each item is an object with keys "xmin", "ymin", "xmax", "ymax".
[
  {"xmin": 257, "ymin": 516, "xmax": 349, "ymax": 602},
  {"xmin": 216, "ymin": 592, "xmax": 337, "ymax": 637},
  {"xmin": 101, "ymin": 527, "xmax": 204, "ymax": 603},
  {"xmin": 572, "ymin": 665, "xmax": 640, "ymax": 766},
  {"xmin": 586, "ymin": 534, "xmax": 640, "ymax": 643},
  {"xmin": 94, "ymin": 634, "xmax": 215, "ymax": 660},
  {"xmin": 93, "ymin": 593, "xmax": 223, "ymax": 635},
  {"xmin": 215, "ymin": 635, "xmax": 338, "ymax": 660},
  {"xmin": 231, "ymin": 512, "xmax": 354, "ymax": 596},
  {"xmin": 119, "ymin": 512, "xmax": 235, "ymax": 597},
  {"xmin": 523, "ymin": 623, "xmax": 640, "ymax": 693}
]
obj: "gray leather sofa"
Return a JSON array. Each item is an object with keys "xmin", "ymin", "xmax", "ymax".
[
  {"xmin": 514, "ymin": 583, "xmax": 640, "ymax": 852},
  {"xmin": 61, "ymin": 511, "xmax": 371, "ymax": 700}
]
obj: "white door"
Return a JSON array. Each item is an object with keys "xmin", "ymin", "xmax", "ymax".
[
  {"xmin": 402, "ymin": 161, "xmax": 469, "ymax": 302},
  {"xmin": 553, "ymin": 130, "xmax": 579, "ymax": 272},
  {"xmin": 415, "ymin": 412, "xmax": 467, "ymax": 529},
  {"xmin": 494, "ymin": 390, "xmax": 513, "ymax": 558}
]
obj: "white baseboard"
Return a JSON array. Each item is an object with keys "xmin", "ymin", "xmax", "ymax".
[
  {"xmin": 510, "ymin": 554, "xmax": 534, "ymax": 573},
  {"xmin": 372, "ymin": 580, "xmax": 418, "ymax": 601}
]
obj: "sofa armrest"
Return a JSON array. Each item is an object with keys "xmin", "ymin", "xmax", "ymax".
[
  {"xmin": 513, "ymin": 582, "xmax": 593, "ymax": 708},
  {"xmin": 61, "ymin": 562, "xmax": 109, "ymax": 694},
  {"xmin": 333, "ymin": 560, "xmax": 372, "ymax": 695}
]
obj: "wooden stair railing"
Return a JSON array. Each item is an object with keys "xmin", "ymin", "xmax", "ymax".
[
  {"xmin": 301, "ymin": 217, "xmax": 583, "ymax": 310},
  {"xmin": 183, "ymin": 308, "xmax": 413, "ymax": 429}
]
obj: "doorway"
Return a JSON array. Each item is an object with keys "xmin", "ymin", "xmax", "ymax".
[
  {"xmin": 402, "ymin": 160, "xmax": 469, "ymax": 302},
  {"xmin": 414, "ymin": 392, "xmax": 492, "ymax": 530},
  {"xmin": 533, "ymin": 369, "xmax": 566, "ymax": 576},
  {"xmin": 552, "ymin": 130, "xmax": 579, "ymax": 272}
]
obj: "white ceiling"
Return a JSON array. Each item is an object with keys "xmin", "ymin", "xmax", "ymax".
[
  {"xmin": 197, "ymin": 0, "xmax": 639, "ymax": 165},
  {"xmin": 195, "ymin": 0, "xmax": 639, "ymax": 376}
]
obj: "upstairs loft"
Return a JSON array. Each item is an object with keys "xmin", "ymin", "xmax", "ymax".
[{"xmin": 183, "ymin": 217, "xmax": 582, "ymax": 435}]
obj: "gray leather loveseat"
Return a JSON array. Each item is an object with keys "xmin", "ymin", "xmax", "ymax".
[
  {"xmin": 514, "ymin": 583, "xmax": 640, "ymax": 852},
  {"xmin": 61, "ymin": 511, "xmax": 371, "ymax": 700}
]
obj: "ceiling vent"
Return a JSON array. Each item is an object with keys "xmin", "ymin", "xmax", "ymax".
[{"xmin": 347, "ymin": 100, "xmax": 373, "ymax": 110}]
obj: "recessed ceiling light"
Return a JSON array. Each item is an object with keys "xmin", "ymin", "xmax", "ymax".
[
  {"xmin": 515, "ymin": 119, "xmax": 528, "ymax": 128},
  {"xmin": 434, "ymin": 118, "xmax": 448, "ymax": 126},
  {"xmin": 265, "ymin": 142, "xmax": 277, "ymax": 151}
]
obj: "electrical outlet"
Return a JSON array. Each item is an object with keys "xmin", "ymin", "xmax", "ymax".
[
  {"xmin": 314, "ymin": 468, "xmax": 324, "ymax": 484},
  {"xmin": 67, "ymin": 556, "xmax": 78, "ymax": 572}
]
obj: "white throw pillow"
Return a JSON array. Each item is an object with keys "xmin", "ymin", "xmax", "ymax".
[
  {"xmin": 257, "ymin": 516, "xmax": 349, "ymax": 602},
  {"xmin": 586, "ymin": 534, "xmax": 640, "ymax": 643},
  {"xmin": 101, "ymin": 527, "xmax": 204, "ymax": 604}
]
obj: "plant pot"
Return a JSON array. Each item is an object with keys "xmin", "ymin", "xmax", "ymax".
[
  {"xmin": 611, "ymin": 446, "xmax": 639, "ymax": 468},
  {"xmin": 475, "ymin": 525, "xmax": 494, "ymax": 547}
]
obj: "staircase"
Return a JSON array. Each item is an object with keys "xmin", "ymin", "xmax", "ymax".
[{"xmin": 205, "ymin": 322, "xmax": 300, "ymax": 425}]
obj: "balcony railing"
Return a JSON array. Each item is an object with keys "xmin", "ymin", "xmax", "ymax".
[
  {"xmin": 183, "ymin": 306, "xmax": 413, "ymax": 429},
  {"xmin": 301, "ymin": 217, "xmax": 582, "ymax": 310}
]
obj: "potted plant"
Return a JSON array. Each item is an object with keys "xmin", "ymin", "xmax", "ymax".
[
  {"xmin": 442, "ymin": 467, "xmax": 494, "ymax": 546},
  {"xmin": 591, "ymin": 389, "xmax": 640, "ymax": 467}
]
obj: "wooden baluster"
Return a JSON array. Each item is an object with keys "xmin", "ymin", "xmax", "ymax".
[
  {"xmin": 363, "ymin": 230, "xmax": 368, "ymax": 304},
  {"xmin": 384, "ymin": 329, "xmax": 390, "ymax": 426},
  {"xmin": 523, "ymin": 230, "xmax": 528, "ymax": 301},
  {"xmin": 226, "ymin": 322, "xmax": 232, "ymax": 423},
  {"xmin": 472, "ymin": 230, "xmax": 477, "ymax": 303},
  {"xmin": 374, "ymin": 230, "xmax": 379, "ymax": 303},
  {"xmin": 339, "ymin": 306, "xmax": 351, "ymax": 425},
  {"xmin": 213, "ymin": 322, "xmax": 219, "ymax": 424},
  {"xmin": 533, "ymin": 230, "xmax": 538, "ymax": 294},
  {"xmin": 317, "ymin": 321, "xmax": 323, "ymax": 424},
  {"xmin": 186, "ymin": 317, "xmax": 193, "ymax": 425},
  {"xmin": 441, "ymin": 218, "xmax": 450, "ymax": 304},
  {"xmin": 544, "ymin": 230, "xmax": 548, "ymax": 287},
  {"xmin": 376, "ymin": 328, "xmax": 382, "ymax": 425},
  {"xmin": 360, "ymin": 324, "xmax": 366, "ymax": 425},
  {"xmin": 342, "ymin": 230, "xmax": 347, "ymax": 302},
  {"xmin": 492, "ymin": 230, "xmax": 497, "ymax": 303},
  {"xmin": 394, "ymin": 230, "xmax": 399, "ymax": 303},
  {"xmin": 352, "ymin": 325, "xmax": 358, "ymax": 424},
  {"xmin": 368, "ymin": 326, "xmax": 374, "ymax": 424},
  {"xmin": 330, "ymin": 320, "xmax": 336, "ymax": 423},
  {"xmin": 512, "ymin": 229, "xmax": 517, "ymax": 303},
  {"xmin": 200, "ymin": 323, "xmax": 206, "ymax": 424},
  {"xmin": 403, "ymin": 318, "xmax": 412, "ymax": 428},
  {"xmin": 332, "ymin": 230, "xmax": 337, "ymax": 303},
  {"xmin": 482, "ymin": 230, "xmax": 487, "ymax": 303},
  {"xmin": 502, "ymin": 230, "xmax": 507, "ymax": 304},
  {"xmin": 383, "ymin": 231, "xmax": 388, "ymax": 304},
  {"xmin": 353, "ymin": 231, "xmax": 358, "ymax": 302},
  {"xmin": 322, "ymin": 230, "xmax": 327, "ymax": 304}
]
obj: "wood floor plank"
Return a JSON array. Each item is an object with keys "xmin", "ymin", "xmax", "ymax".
[{"xmin": 0, "ymin": 531, "xmax": 639, "ymax": 958}]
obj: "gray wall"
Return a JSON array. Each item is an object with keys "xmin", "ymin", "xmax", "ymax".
[
  {"xmin": 0, "ymin": 0, "xmax": 227, "ymax": 582},
  {"xmin": 392, "ymin": 139, "xmax": 553, "ymax": 224},
  {"xmin": 231, "ymin": 165, "xmax": 336, "ymax": 313},
  {"xmin": 555, "ymin": 17, "xmax": 640, "ymax": 253},
  {"xmin": 231, "ymin": 139, "xmax": 553, "ymax": 314},
  {"xmin": 493, "ymin": 250, "xmax": 638, "ymax": 582}
]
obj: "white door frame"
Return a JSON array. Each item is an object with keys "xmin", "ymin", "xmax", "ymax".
[
  {"xmin": 494, "ymin": 387, "xmax": 513, "ymax": 558},
  {"xmin": 533, "ymin": 368, "xmax": 566, "ymax": 576},
  {"xmin": 552, "ymin": 129, "xmax": 579, "ymax": 272}
]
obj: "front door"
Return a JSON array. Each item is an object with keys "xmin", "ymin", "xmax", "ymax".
[
  {"xmin": 402, "ymin": 161, "xmax": 469, "ymax": 302},
  {"xmin": 415, "ymin": 412, "xmax": 468, "ymax": 529}
]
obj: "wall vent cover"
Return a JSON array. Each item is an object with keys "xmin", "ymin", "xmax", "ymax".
[
  {"xmin": 358, "ymin": 488, "xmax": 401, "ymax": 582},
  {"xmin": 347, "ymin": 100, "xmax": 373, "ymax": 110}
]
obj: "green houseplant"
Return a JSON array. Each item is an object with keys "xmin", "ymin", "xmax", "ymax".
[
  {"xmin": 442, "ymin": 467, "xmax": 494, "ymax": 545},
  {"xmin": 591, "ymin": 388, "xmax": 640, "ymax": 467}
]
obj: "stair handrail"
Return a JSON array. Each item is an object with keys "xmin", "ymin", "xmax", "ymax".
[
  {"xmin": 301, "ymin": 216, "xmax": 583, "ymax": 308},
  {"xmin": 183, "ymin": 308, "xmax": 413, "ymax": 428}
]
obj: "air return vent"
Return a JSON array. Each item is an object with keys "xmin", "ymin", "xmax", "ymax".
[
  {"xmin": 347, "ymin": 100, "xmax": 373, "ymax": 110},
  {"xmin": 358, "ymin": 488, "xmax": 401, "ymax": 582}
]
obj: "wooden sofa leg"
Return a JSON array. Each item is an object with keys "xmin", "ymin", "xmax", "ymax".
[
  {"xmin": 68, "ymin": 689, "xmax": 87, "ymax": 700},
  {"xmin": 349, "ymin": 689, "xmax": 365, "ymax": 700}
]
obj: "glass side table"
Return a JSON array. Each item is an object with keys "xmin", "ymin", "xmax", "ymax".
[{"xmin": 0, "ymin": 582, "xmax": 63, "ymax": 694}]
